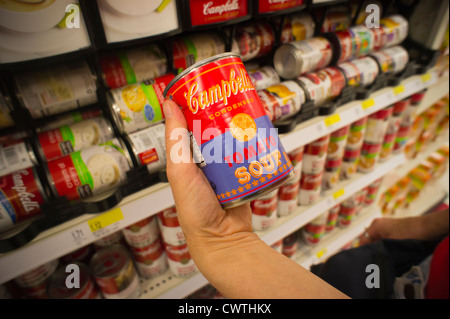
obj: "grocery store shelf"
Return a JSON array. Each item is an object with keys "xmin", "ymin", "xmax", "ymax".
[
  {"xmin": 0, "ymin": 69, "xmax": 446, "ymax": 287},
  {"xmin": 280, "ymin": 69, "xmax": 444, "ymax": 153},
  {"xmin": 295, "ymin": 207, "xmax": 382, "ymax": 270},
  {"xmin": 141, "ymin": 152, "xmax": 406, "ymax": 299}
]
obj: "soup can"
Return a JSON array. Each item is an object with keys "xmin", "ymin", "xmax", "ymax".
[
  {"xmin": 90, "ymin": 245, "xmax": 140, "ymax": 299},
  {"xmin": 277, "ymin": 179, "xmax": 300, "ymax": 216},
  {"xmin": 340, "ymin": 148, "xmax": 361, "ymax": 180},
  {"xmin": 282, "ymin": 232, "xmax": 298, "ymax": 258},
  {"xmin": 248, "ymin": 66, "xmax": 280, "ymax": 91},
  {"xmin": 369, "ymin": 46, "xmax": 409, "ymax": 75},
  {"xmin": 337, "ymin": 56, "xmax": 379, "ymax": 88},
  {"xmin": 327, "ymin": 126, "xmax": 349, "ymax": 160},
  {"xmin": 232, "ymin": 21, "xmax": 275, "ymax": 62},
  {"xmin": 0, "ymin": 139, "xmax": 37, "ymax": 177},
  {"xmin": 125, "ymin": 123, "xmax": 166, "ymax": 174},
  {"xmin": 122, "ymin": 215, "xmax": 160, "ymax": 248},
  {"xmin": 47, "ymin": 262, "xmax": 100, "ymax": 299},
  {"xmin": 36, "ymin": 109, "xmax": 103, "ymax": 133},
  {"xmin": 358, "ymin": 142, "xmax": 382, "ymax": 173},
  {"xmin": 303, "ymin": 212, "xmax": 328, "ymax": 245},
  {"xmin": 257, "ymin": 80, "xmax": 306, "ymax": 122},
  {"xmin": 164, "ymin": 242, "xmax": 197, "ymax": 277},
  {"xmin": 251, "ymin": 189, "xmax": 278, "ymax": 231},
  {"xmin": 348, "ymin": 25, "xmax": 374, "ymax": 58},
  {"xmin": 302, "ymin": 135, "xmax": 330, "ymax": 174},
  {"xmin": 0, "ymin": 167, "xmax": 48, "ymax": 233},
  {"xmin": 45, "ymin": 138, "xmax": 133, "ymax": 201},
  {"xmin": 130, "ymin": 237, "xmax": 168, "ymax": 278},
  {"xmin": 14, "ymin": 60, "xmax": 98, "ymax": 119},
  {"xmin": 288, "ymin": 146, "xmax": 304, "ymax": 183},
  {"xmin": 364, "ymin": 107, "xmax": 393, "ymax": 144},
  {"xmin": 164, "ymin": 53, "xmax": 294, "ymax": 208},
  {"xmin": 157, "ymin": 206, "xmax": 186, "ymax": 246},
  {"xmin": 36, "ymin": 117, "xmax": 115, "ymax": 161},
  {"xmin": 338, "ymin": 204, "xmax": 357, "ymax": 227},
  {"xmin": 298, "ymin": 171, "xmax": 323, "ymax": 206},
  {"xmin": 322, "ymin": 158, "xmax": 342, "ymax": 191},
  {"xmin": 326, "ymin": 204, "xmax": 340, "ymax": 232},
  {"xmin": 280, "ymin": 12, "xmax": 315, "ymax": 44},
  {"xmin": 380, "ymin": 15, "xmax": 409, "ymax": 48},
  {"xmin": 108, "ymin": 74, "xmax": 174, "ymax": 134},
  {"xmin": 346, "ymin": 117, "xmax": 367, "ymax": 150},
  {"xmin": 274, "ymin": 37, "xmax": 333, "ymax": 79},
  {"xmin": 14, "ymin": 260, "xmax": 59, "ymax": 299},
  {"xmin": 99, "ymin": 44, "xmax": 168, "ymax": 89}
]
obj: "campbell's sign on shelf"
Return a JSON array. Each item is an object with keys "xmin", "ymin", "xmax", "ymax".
[
  {"xmin": 189, "ymin": 0, "xmax": 248, "ymax": 26},
  {"xmin": 258, "ymin": 0, "xmax": 304, "ymax": 14}
]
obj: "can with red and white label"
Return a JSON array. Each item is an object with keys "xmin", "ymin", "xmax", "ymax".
[
  {"xmin": 303, "ymin": 212, "xmax": 328, "ymax": 245},
  {"xmin": 340, "ymin": 148, "xmax": 361, "ymax": 180},
  {"xmin": 302, "ymin": 135, "xmax": 330, "ymax": 174},
  {"xmin": 130, "ymin": 237, "xmax": 168, "ymax": 278},
  {"xmin": 164, "ymin": 53, "xmax": 294, "ymax": 208},
  {"xmin": 164, "ymin": 242, "xmax": 197, "ymax": 277},
  {"xmin": 14, "ymin": 260, "xmax": 58, "ymax": 299},
  {"xmin": 36, "ymin": 117, "xmax": 115, "ymax": 161},
  {"xmin": 364, "ymin": 107, "xmax": 393, "ymax": 144},
  {"xmin": 0, "ymin": 167, "xmax": 48, "ymax": 233},
  {"xmin": 274, "ymin": 37, "xmax": 333, "ymax": 79},
  {"xmin": 358, "ymin": 142, "xmax": 382, "ymax": 173},
  {"xmin": 36, "ymin": 109, "xmax": 103, "ymax": 133},
  {"xmin": 257, "ymin": 80, "xmax": 306, "ymax": 122},
  {"xmin": 348, "ymin": 25, "xmax": 374, "ymax": 58},
  {"xmin": 326, "ymin": 204, "xmax": 340, "ymax": 232},
  {"xmin": 282, "ymin": 232, "xmax": 298, "ymax": 258},
  {"xmin": 248, "ymin": 66, "xmax": 280, "ymax": 91},
  {"xmin": 299, "ymin": 171, "xmax": 323, "ymax": 205},
  {"xmin": 322, "ymin": 158, "xmax": 342, "ymax": 191},
  {"xmin": 251, "ymin": 189, "xmax": 278, "ymax": 231},
  {"xmin": 380, "ymin": 15, "xmax": 409, "ymax": 48},
  {"xmin": 126, "ymin": 123, "xmax": 166, "ymax": 174},
  {"xmin": 108, "ymin": 74, "xmax": 174, "ymax": 134},
  {"xmin": 327, "ymin": 126, "xmax": 349, "ymax": 160},
  {"xmin": 122, "ymin": 215, "xmax": 160, "ymax": 248},
  {"xmin": 379, "ymin": 103, "xmax": 406, "ymax": 162},
  {"xmin": 338, "ymin": 204, "xmax": 357, "ymax": 228},
  {"xmin": 157, "ymin": 207, "xmax": 186, "ymax": 246},
  {"xmin": 47, "ymin": 262, "xmax": 100, "ymax": 299},
  {"xmin": 99, "ymin": 44, "xmax": 168, "ymax": 89},
  {"xmin": 288, "ymin": 146, "xmax": 304, "ymax": 183},
  {"xmin": 277, "ymin": 180, "xmax": 300, "ymax": 216},
  {"xmin": 232, "ymin": 21, "xmax": 275, "ymax": 62},
  {"xmin": 346, "ymin": 117, "xmax": 367, "ymax": 150},
  {"xmin": 280, "ymin": 12, "xmax": 315, "ymax": 44},
  {"xmin": 337, "ymin": 56, "xmax": 380, "ymax": 88},
  {"xmin": 369, "ymin": 46, "xmax": 409, "ymax": 75},
  {"xmin": 90, "ymin": 245, "xmax": 140, "ymax": 299},
  {"xmin": 45, "ymin": 138, "xmax": 133, "ymax": 201}
]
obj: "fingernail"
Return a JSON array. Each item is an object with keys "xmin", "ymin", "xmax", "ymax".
[{"xmin": 163, "ymin": 99, "xmax": 173, "ymax": 119}]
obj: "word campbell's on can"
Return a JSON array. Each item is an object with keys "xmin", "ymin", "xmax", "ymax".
[{"xmin": 164, "ymin": 53, "xmax": 294, "ymax": 208}]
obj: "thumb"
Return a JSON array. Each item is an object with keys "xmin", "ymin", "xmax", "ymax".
[{"xmin": 162, "ymin": 99, "xmax": 196, "ymax": 181}]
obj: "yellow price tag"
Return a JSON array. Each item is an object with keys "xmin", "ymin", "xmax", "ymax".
[
  {"xmin": 324, "ymin": 114, "xmax": 341, "ymax": 127},
  {"xmin": 421, "ymin": 73, "xmax": 431, "ymax": 83},
  {"xmin": 393, "ymin": 85, "xmax": 405, "ymax": 95},
  {"xmin": 361, "ymin": 98, "xmax": 375, "ymax": 110},
  {"xmin": 333, "ymin": 189, "xmax": 345, "ymax": 200},
  {"xmin": 88, "ymin": 208, "xmax": 124, "ymax": 233},
  {"xmin": 316, "ymin": 248, "xmax": 328, "ymax": 259}
]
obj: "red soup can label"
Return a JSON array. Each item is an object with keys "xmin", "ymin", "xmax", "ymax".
[
  {"xmin": 164, "ymin": 53, "xmax": 294, "ymax": 208},
  {"xmin": 189, "ymin": 0, "xmax": 248, "ymax": 27}
]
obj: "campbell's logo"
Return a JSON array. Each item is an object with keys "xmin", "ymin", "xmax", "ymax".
[
  {"xmin": 12, "ymin": 170, "xmax": 40, "ymax": 213},
  {"xmin": 184, "ymin": 68, "xmax": 254, "ymax": 115},
  {"xmin": 203, "ymin": 0, "xmax": 239, "ymax": 15}
]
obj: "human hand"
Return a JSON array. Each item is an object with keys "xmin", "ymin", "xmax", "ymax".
[{"xmin": 162, "ymin": 99, "xmax": 254, "ymax": 252}]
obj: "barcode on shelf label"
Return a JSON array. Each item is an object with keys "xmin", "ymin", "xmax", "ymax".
[
  {"xmin": 333, "ymin": 189, "xmax": 345, "ymax": 200},
  {"xmin": 361, "ymin": 98, "xmax": 375, "ymax": 110},
  {"xmin": 88, "ymin": 208, "xmax": 123, "ymax": 233}
]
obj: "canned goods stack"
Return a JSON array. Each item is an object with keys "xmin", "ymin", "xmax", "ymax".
[
  {"xmin": 341, "ymin": 117, "xmax": 367, "ymax": 180},
  {"xmin": 248, "ymin": 66, "xmax": 281, "ymax": 91},
  {"xmin": 278, "ymin": 146, "xmax": 303, "ymax": 216},
  {"xmin": 157, "ymin": 207, "xmax": 197, "ymax": 277},
  {"xmin": 251, "ymin": 189, "xmax": 278, "ymax": 231},
  {"xmin": 326, "ymin": 204, "xmax": 341, "ymax": 233},
  {"xmin": 379, "ymin": 100, "xmax": 409, "ymax": 162},
  {"xmin": 323, "ymin": 126, "xmax": 349, "ymax": 190},
  {"xmin": 122, "ymin": 216, "xmax": 168, "ymax": 279},
  {"xmin": 358, "ymin": 106, "xmax": 394, "ymax": 173},
  {"xmin": 299, "ymin": 135, "xmax": 329, "ymax": 206},
  {"xmin": 279, "ymin": 12, "xmax": 315, "ymax": 44},
  {"xmin": 302, "ymin": 212, "xmax": 328, "ymax": 246},
  {"xmin": 231, "ymin": 21, "xmax": 276, "ymax": 62},
  {"xmin": 282, "ymin": 231, "xmax": 299, "ymax": 259}
]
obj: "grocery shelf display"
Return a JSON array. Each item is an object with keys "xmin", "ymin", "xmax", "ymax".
[{"xmin": 0, "ymin": 0, "xmax": 448, "ymax": 300}]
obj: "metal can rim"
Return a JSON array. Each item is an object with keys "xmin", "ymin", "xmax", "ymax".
[{"xmin": 163, "ymin": 52, "xmax": 242, "ymax": 99}]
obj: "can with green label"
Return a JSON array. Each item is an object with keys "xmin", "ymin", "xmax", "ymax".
[
  {"xmin": 45, "ymin": 138, "xmax": 133, "ymax": 200},
  {"xmin": 107, "ymin": 74, "xmax": 174, "ymax": 134}
]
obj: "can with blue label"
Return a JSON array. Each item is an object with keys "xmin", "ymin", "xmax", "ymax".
[{"xmin": 164, "ymin": 53, "xmax": 294, "ymax": 208}]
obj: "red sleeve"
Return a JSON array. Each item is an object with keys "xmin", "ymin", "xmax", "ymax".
[{"xmin": 426, "ymin": 235, "xmax": 449, "ymax": 299}]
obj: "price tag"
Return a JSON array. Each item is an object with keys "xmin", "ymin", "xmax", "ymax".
[
  {"xmin": 324, "ymin": 114, "xmax": 341, "ymax": 127},
  {"xmin": 361, "ymin": 98, "xmax": 375, "ymax": 110},
  {"xmin": 316, "ymin": 248, "xmax": 328, "ymax": 259},
  {"xmin": 333, "ymin": 189, "xmax": 345, "ymax": 200},
  {"xmin": 88, "ymin": 208, "xmax": 124, "ymax": 233},
  {"xmin": 393, "ymin": 85, "xmax": 405, "ymax": 95},
  {"xmin": 421, "ymin": 73, "xmax": 431, "ymax": 83}
]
